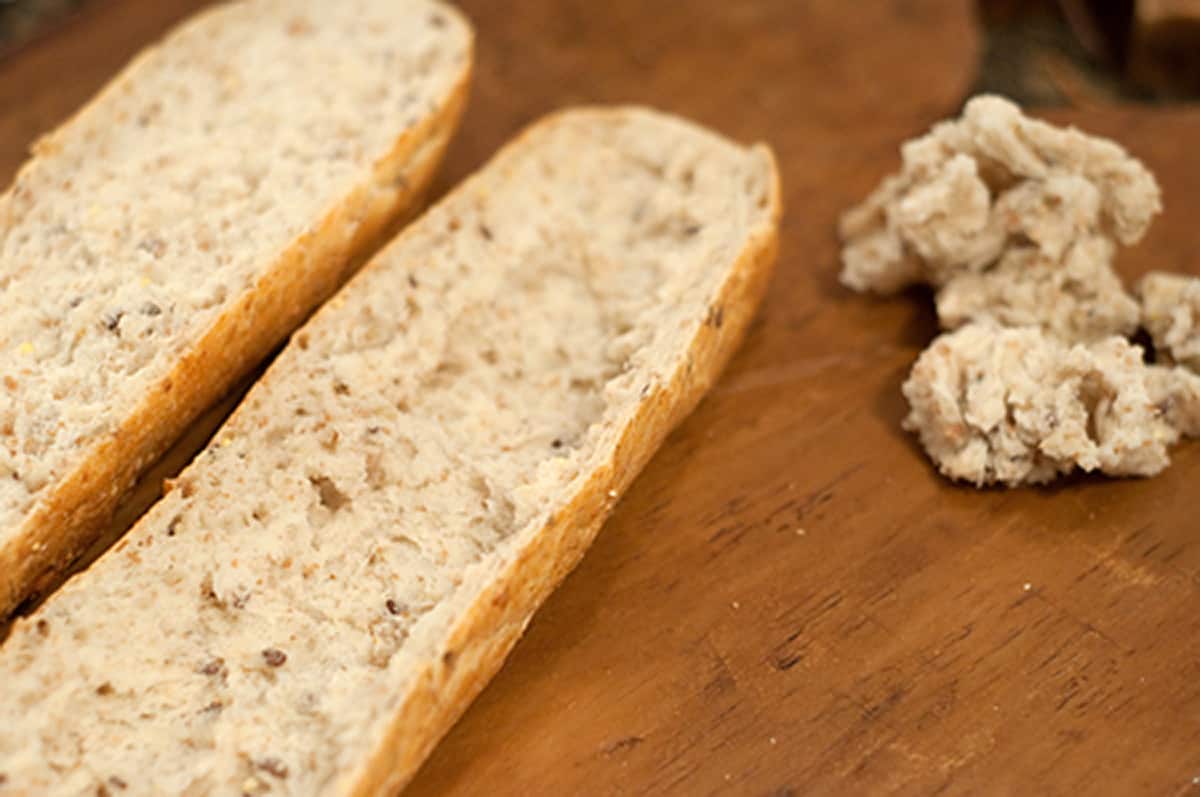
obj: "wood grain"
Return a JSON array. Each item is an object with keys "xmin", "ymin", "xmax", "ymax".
[{"xmin": 5, "ymin": 1, "xmax": 1200, "ymax": 795}]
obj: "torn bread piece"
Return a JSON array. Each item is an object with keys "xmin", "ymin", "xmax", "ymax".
[
  {"xmin": 0, "ymin": 0, "xmax": 473, "ymax": 616},
  {"xmin": 1147, "ymin": 362, "xmax": 1200, "ymax": 436},
  {"xmin": 840, "ymin": 95, "xmax": 1158, "ymax": 342},
  {"xmin": 0, "ymin": 107, "xmax": 781, "ymax": 796},
  {"xmin": 901, "ymin": 323, "xmax": 1196, "ymax": 486},
  {"xmin": 840, "ymin": 94, "xmax": 1161, "ymax": 292},
  {"xmin": 935, "ymin": 237, "xmax": 1139, "ymax": 343},
  {"xmin": 1138, "ymin": 271, "xmax": 1200, "ymax": 372}
]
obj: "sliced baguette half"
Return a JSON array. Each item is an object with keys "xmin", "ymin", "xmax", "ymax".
[
  {"xmin": 0, "ymin": 106, "xmax": 781, "ymax": 795},
  {"xmin": 0, "ymin": 0, "xmax": 473, "ymax": 616}
]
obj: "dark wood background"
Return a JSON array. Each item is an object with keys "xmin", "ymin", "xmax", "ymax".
[{"xmin": 3, "ymin": 1, "xmax": 1200, "ymax": 794}]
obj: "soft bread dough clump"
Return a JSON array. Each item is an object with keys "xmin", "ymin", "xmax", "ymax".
[
  {"xmin": 902, "ymin": 323, "xmax": 1200, "ymax": 486},
  {"xmin": 839, "ymin": 95, "xmax": 1159, "ymax": 344}
]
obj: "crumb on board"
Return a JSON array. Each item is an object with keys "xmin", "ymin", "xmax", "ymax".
[
  {"xmin": 839, "ymin": 94, "xmax": 1159, "ymax": 344},
  {"xmin": 1138, "ymin": 271, "xmax": 1200, "ymax": 372},
  {"xmin": 842, "ymin": 95, "xmax": 1200, "ymax": 488},
  {"xmin": 901, "ymin": 323, "xmax": 1200, "ymax": 486}
]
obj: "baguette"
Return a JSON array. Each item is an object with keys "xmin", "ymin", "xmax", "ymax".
[
  {"xmin": 0, "ymin": 0, "xmax": 473, "ymax": 615},
  {"xmin": 0, "ymin": 107, "xmax": 781, "ymax": 795}
]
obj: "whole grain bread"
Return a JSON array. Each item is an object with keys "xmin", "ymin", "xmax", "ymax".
[
  {"xmin": 0, "ymin": 0, "xmax": 473, "ymax": 616},
  {"xmin": 0, "ymin": 106, "xmax": 781, "ymax": 795},
  {"xmin": 839, "ymin": 95, "xmax": 1158, "ymax": 344},
  {"xmin": 901, "ymin": 322, "xmax": 1200, "ymax": 486}
]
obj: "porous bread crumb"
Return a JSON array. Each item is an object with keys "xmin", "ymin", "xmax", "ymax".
[
  {"xmin": 840, "ymin": 95, "xmax": 1160, "ymax": 291},
  {"xmin": 839, "ymin": 95, "xmax": 1159, "ymax": 343},
  {"xmin": 0, "ymin": 0, "xmax": 470, "ymax": 553},
  {"xmin": 0, "ymin": 107, "xmax": 778, "ymax": 796},
  {"xmin": 935, "ymin": 236, "xmax": 1139, "ymax": 343},
  {"xmin": 844, "ymin": 96, "xmax": 1200, "ymax": 487},
  {"xmin": 1138, "ymin": 271, "xmax": 1200, "ymax": 372},
  {"xmin": 901, "ymin": 323, "xmax": 1193, "ymax": 486},
  {"xmin": 1145, "ymin": 363, "xmax": 1200, "ymax": 437}
]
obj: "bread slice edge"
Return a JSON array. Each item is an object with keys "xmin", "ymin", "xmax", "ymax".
[{"xmin": 339, "ymin": 108, "xmax": 783, "ymax": 795}]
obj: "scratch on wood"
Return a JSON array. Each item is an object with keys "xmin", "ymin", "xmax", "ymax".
[
  {"xmin": 861, "ymin": 684, "xmax": 908, "ymax": 722},
  {"xmin": 703, "ymin": 494, "xmax": 748, "ymax": 525},
  {"xmin": 701, "ymin": 635, "xmax": 738, "ymax": 698},
  {"xmin": 770, "ymin": 591, "xmax": 845, "ymax": 671},
  {"xmin": 914, "ymin": 681, "xmax": 959, "ymax": 731},
  {"xmin": 1007, "ymin": 589, "xmax": 1040, "ymax": 611},
  {"xmin": 1055, "ymin": 677, "xmax": 1082, "ymax": 712},
  {"xmin": 1161, "ymin": 543, "xmax": 1189, "ymax": 564},
  {"xmin": 1034, "ymin": 640, "xmax": 1071, "ymax": 673},
  {"xmin": 602, "ymin": 735, "xmax": 644, "ymax": 756},
  {"xmin": 795, "ymin": 463, "xmax": 865, "ymax": 521},
  {"xmin": 1035, "ymin": 591, "xmax": 1128, "ymax": 653},
  {"xmin": 864, "ymin": 586, "xmax": 896, "ymax": 608},
  {"xmin": 1074, "ymin": 562, "xmax": 1104, "ymax": 583},
  {"xmin": 706, "ymin": 521, "xmax": 751, "ymax": 561},
  {"xmin": 708, "ymin": 523, "xmax": 747, "ymax": 546},
  {"xmin": 991, "ymin": 627, "xmax": 1025, "ymax": 654},
  {"xmin": 772, "ymin": 649, "xmax": 805, "ymax": 672}
]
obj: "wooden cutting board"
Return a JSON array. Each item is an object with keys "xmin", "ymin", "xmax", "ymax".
[{"xmin": 3, "ymin": 2, "xmax": 1199, "ymax": 794}]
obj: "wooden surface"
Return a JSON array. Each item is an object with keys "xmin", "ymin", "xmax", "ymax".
[{"xmin": 5, "ymin": 1, "xmax": 1200, "ymax": 794}]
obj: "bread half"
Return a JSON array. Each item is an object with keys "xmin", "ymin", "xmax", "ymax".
[
  {"xmin": 0, "ymin": 0, "xmax": 473, "ymax": 615},
  {"xmin": 0, "ymin": 107, "xmax": 781, "ymax": 795}
]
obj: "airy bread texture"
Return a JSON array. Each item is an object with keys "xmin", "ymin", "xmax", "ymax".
[
  {"xmin": 0, "ymin": 107, "xmax": 781, "ymax": 795},
  {"xmin": 0, "ymin": 0, "xmax": 473, "ymax": 615},
  {"xmin": 838, "ymin": 95, "xmax": 1157, "ymax": 344},
  {"xmin": 1138, "ymin": 271, "xmax": 1200, "ymax": 372},
  {"xmin": 902, "ymin": 323, "xmax": 1200, "ymax": 486}
]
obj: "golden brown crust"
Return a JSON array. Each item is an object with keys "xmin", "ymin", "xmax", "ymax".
[
  {"xmin": 0, "ymin": 18, "xmax": 474, "ymax": 617},
  {"xmin": 342, "ymin": 134, "xmax": 782, "ymax": 797}
]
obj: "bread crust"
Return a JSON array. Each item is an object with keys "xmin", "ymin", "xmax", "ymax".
[
  {"xmin": 339, "ymin": 113, "xmax": 782, "ymax": 796},
  {"xmin": 0, "ymin": 5, "xmax": 475, "ymax": 617}
]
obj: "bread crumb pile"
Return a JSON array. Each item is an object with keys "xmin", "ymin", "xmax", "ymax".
[{"xmin": 839, "ymin": 95, "xmax": 1200, "ymax": 486}]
